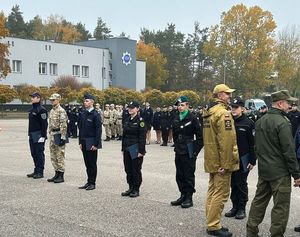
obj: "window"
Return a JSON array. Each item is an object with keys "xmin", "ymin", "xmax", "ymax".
[
  {"xmin": 78, "ymin": 49, "xmax": 80, "ymax": 54},
  {"xmin": 39, "ymin": 62, "xmax": 47, "ymax": 75},
  {"xmin": 102, "ymin": 67, "xmax": 106, "ymax": 79},
  {"xmin": 45, "ymin": 45, "xmax": 48, "ymax": 50},
  {"xmin": 50, "ymin": 63, "xmax": 58, "ymax": 75},
  {"xmin": 82, "ymin": 66, "xmax": 89, "ymax": 77},
  {"xmin": 72, "ymin": 65, "xmax": 80, "ymax": 76},
  {"xmin": 109, "ymin": 52, "xmax": 112, "ymax": 59},
  {"xmin": 5, "ymin": 59, "xmax": 10, "ymax": 67},
  {"xmin": 49, "ymin": 45, "xmax": 51, "ymax": 51},
  {"xmin": 12, "ymin": 60, "xmax": 22, "ymax": 73},
  {"xmin": 81, "ymin": 49, "xmax": 83, "ymax": 54},
  {"xmin": 109, "ymin": 63, "xmax": 112, "ymax": 70},
  {"xmin": 12, "ymin": 41, "xmax": 14, "ymax": 47}
]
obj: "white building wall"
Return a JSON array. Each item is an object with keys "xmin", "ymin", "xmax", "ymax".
[
  {"xmin": 136, "ymin": 60, "xmax": 146, "ymax": 91},
  {"xmin": 0, "ymin": 37, "xmax": 110, "ymax": 90}
]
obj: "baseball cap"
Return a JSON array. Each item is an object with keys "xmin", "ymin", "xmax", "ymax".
[
  {"xmin": 213, "ymin": 84, "xmax": 235, "ymax": 94},
  {"xmin": 231, "ymin": 97, "xmax": 244, "ymax": 107},
  {"xmin": 29, "ymin": 92, "xmax": 41, "ymax": 98},
  {"xmin": 127, "ymin": 101, "xmax": 139, "ymax": 108},
  {"xmin": 49, "ymin": 93, "xmax": 61, "ymax": 100}
]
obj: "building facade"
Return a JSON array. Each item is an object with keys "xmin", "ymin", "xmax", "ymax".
[{"xmin": 0, "ymin": 37, "xmax": 145, "ymax": 91}]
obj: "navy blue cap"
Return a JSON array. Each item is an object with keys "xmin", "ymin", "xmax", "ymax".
[
  {"xmin": 231, "ymin": 97, "xmax": 244, "ymax": 107},
  {"xmin": 127, "ymin": 101, "xmax": 139, "ymax": 108},
  {"xmin": 29, "ymin": 92, "xmax": 41, "ymax": 98},
  {"xmin": 175, "ymin": 96, "xmax": 189, "ymax": 105},
  {"xmin": 84, "ymin": 93, "xmax": 95, "ymax": 100}
]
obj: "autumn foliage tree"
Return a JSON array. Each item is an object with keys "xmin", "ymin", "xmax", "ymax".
[
  {"xmin": 0, "ymin": 12, "xmax": 11, "ymax": 79},
  {"xmin": 0, "ymin": 85, "xmax": 17, "ymax": 103},
  {"xmin": 136, "ymin": 41, "xmax": 168, "ymax": 89},
  {"xmin": 204, "ymin": 4, "xmax": 276, "ymax": 95},
  {"xmin": 143, "ymin": 89, "xmax": 164, "ymax": 107}
]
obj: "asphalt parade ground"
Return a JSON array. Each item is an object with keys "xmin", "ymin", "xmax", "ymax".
[{"xmin": 0, "ymin": 119, "xmax": 300, "ymax": 237}]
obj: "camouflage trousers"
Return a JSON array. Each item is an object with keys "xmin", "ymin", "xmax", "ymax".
[
  {"xmin": 246, "ymin": 176, "xmax": 291, "ymax": 237},
  {"xmin": 116, "ymin": 120, "xmax": 123, "ymax": 136},
  {"xmin": 110, "ymin": 123, "xmax": 117, "ymax": 137},
  {"xmin": 50, "ymin": 137, "xmax": 65, "ymax": 172},
  {"xmin": 103, "ymin": 124, "xmax": 111, "ymax": 138}
]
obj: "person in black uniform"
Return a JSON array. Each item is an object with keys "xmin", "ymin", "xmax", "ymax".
[
  {"xmin": 78, "ymin": 94, "xmax": 102, "ymax": 191},
  {"xmin": 27, "ymin": 92, "xmax": 48, "ymax": 179},
  {"xmin": 153, "ymin": 107, "xmax": 162, "ymax": 144},
  {"xmin": 70, "ymin": 106, "xmax": 79, "ymax": 138},
  {"xmin": 171, "ymin": 96, "xmax": 203, "ymax": 208},
  {"xmin": 121, "ymin": 101, "xmax": 146, "ymax": 198},
  {"xmin": 160, "ymin": 105, "xmax": 169, "ymax": 146},
  {"xmin": 141, "ymin": 102, "xmax": 153, "ymax": 145},
  {"xmin": 287, "ymin": 102, "xmax": 300, "ymax": 137},
  {"xmin": 64, "ymin": 103, "xmax": 72, "ymax": 137},
  {"xmin": 225, "ymin": 97, "xmax": 256, "ymax": 220}
]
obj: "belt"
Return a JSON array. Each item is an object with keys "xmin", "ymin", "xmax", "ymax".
[
  {"xmin": 118, "ymin": 118, "xmax": 122, "ymax": 120},
  {"xmin": 104, "ymin": 117, "xmax": 110, "ymax": 119},
  {"xmin": 52, "ymin": 128, "xmax": 60, "ymax": 132}
]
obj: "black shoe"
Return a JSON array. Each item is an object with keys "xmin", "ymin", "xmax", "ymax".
[
  {"xmin": 170, "ymin": 193, "xmax": 186, "ymax": 206},
  {"xmin": 235, "ymin": 209, "xmax": 246, "ymax": 219},
  {"xmin": 33, "ymin": 173, "xmax": 44, "ymax": 179},
  {"xmin": 129, "ymin": 190, "xmax": 139, "ymax": 198},
  {"xmin": 104, "ymin": 137, "xmax": 110, "ymax": 141},
  {"xmin": 181, "ymin": 193, "xmax": 193, "ymax": 208},
  {"xmin": 221, "ymin": 227, "xmax": 229, "ymax": 232},
  {"xmin": 54, "ymin": 172, "xmax": 64, "ymax": 183},
  {"xmin": 225, "ymin": 208, "xmax": 237, "ymax": 218},
  {"xmin": 121, "ymin": 187, "xmax": 133, "ymax": 196},
  {"xmin": 294, "ymin": 225, "xmax": 300, "ymax": 232},
  {"xmin": 47, "ymin": 171, "xmax": 59, "ymax": 182},
  {"xmin": 206, "ymin": 228, "xmax": 232, "ymax": 237},
  {"xmin": 85, "ymin": 184, "xmax": 96, "ymax": 190},
  {"xmin": 117, "ymin": 136, "xmax": 122, "ymax": 141},
  {"xmin": 160, "ymin": 143, "xmax": 167, "ymax": 146},
  {"xmin": 171, "ymin": 144, "xmax": 175, "ymax": 147},
  {"xmin": 27, "ymin": 172, "xmax": 35, "ymax": 178},
  {"xmin": 78, "ymin": 183, "xmax": 89, "ymax": 189}
]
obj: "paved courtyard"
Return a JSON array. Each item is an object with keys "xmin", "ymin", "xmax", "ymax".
[{"xmin": 0, "ymin": 119, "xmax": 299, "ymax": 237}]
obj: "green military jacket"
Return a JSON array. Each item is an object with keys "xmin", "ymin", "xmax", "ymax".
[
  {"xmin": 202, "ymin": 99, "xmax": 239, "ymax": 173},
  {"xmin": 255, "ymin": 108, "xmax": 300, "ymax": 181}
]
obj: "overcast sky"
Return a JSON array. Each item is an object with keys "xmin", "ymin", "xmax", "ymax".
[{"xmin": 1, "ymin": 0, "xmax": 300, "ymax": 40}]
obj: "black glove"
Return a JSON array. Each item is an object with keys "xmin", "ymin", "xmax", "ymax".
[{"xmin": 59, "ymin": 139, "xmax": 66, "ymax": 146}]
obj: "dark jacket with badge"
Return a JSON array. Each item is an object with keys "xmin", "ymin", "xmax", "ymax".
[
  {"xmin": 160, "ymin": 111, "xmax": 169, "ymax": 129},
  {"xmin": 141, "ymin": 107, "xmax": 153, "ymax": 125},
  {"xmin": 172, "ymin": 111, "xmax": 203, "ymax": 156},
  {"xmin": 152, "ymin": 111, "xmax": 161, "ymax": 130},
  {"xmin": 234, "ymin": 113, "xmax": 256, "ymax": 166},
  {"xmin": 202, "ymin": 99, "xmax": 239, "ymax": 173},
  {"xmin": 28, "ymin": 102, "xmax": 48, "ymax": 138},
  {"xmin": 122, "ymin": 114, "xmax": 146, "ymax": 155},
  {"xmin": 255, "ymin": 108, "xmax": 300, "ymax": 181},
  {"xmin": 78, "ymin": 109, "xmax": 102, "ymax": 148}
]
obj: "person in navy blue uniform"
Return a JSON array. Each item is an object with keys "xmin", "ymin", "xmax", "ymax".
[
  {"xmin": 78, "ymin": 94, "xmax": 102, "ymax": 191},
  {"xmin": 225, "ymin": 97, "xmax": 256, "ymax": 220},
  {"xmin": 171, "ymin": 96, "xmax": 203, "ymax": 208},
  {"xmin": 121, "ymin": 101, "xmax": 146, "ymax": 198},
  {"xmin": 153, "ymin": 107, "xmax": 162, "ymax": 144},
  {"xmin": 160, "ymin": 105, "xmax": 170, "ymax": 146},
  {"xmin": 141, "ymin": 102, "xmax": 153, "ymax": 145},
  {"xmin": 287, "ymin": 102, "xmax": 300, "ymax": 137},
  {"xmin": 27, "ymin": 92, "xmax": 48, "ymax": 179}
]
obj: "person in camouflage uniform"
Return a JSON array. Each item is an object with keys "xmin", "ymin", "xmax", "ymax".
[
  {"xmin": 47, "ymin": 93, "xmax": 68, "ymax": 183},
  {"xmin": 103, "ymin": 104, "xmax": 112, "ymax": 141},
  {"xmin": 116, "ymin": 105, "xmax": 123, "ymax": 140},
  {"xmin": 110, "ymin": 104, "xmax": 118, "ymax": 139}
]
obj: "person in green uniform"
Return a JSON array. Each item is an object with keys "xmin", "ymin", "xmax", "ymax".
[{"xmin": 246, "ymin": 90, "xmax": 300, "ymax": 237}]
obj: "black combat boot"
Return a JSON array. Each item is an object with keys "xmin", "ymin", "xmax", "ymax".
[
  {"xmin": 121, "ymin": 186, "xmax": 133, "ymax": 196},
  {"xmin": 47, "ymin": 171, "xmax": 59, "ymax": 182},
  {"xmin": 181, "ymin": 192, "xmax": 193, "ymax": 208},
  {"xmin": 206, "ymin": 228, "xmax": 233, "ymax": 237},
  {"xmin": 53, "ymin": 171, "xmax": 64, "ymax": 183},
  {"xmin": 129, "ymin": 189, "xmax": 139, "ymax": 198},
  {"xmin": 294, "ymin": 225, "xmax": 300, "ymax": 232},
  {"xmin": 235, "ymin": 209, "xmax": 246, "ymax": 219},
  {"xmin": 33, "ymin": 173, "xmax": 44, "ymax": 179},
  {"xmin": 170, "ymin": 193, "xmax": 186, "ymax": 206},
  {"xmin": 104, "ymin": 137, "xmax": 110, "ymax": 141},
  {"xmin": 27, "ymin": 172, "xmax": 35, "ymax": 178},
  {"xmin": 117, "ymin": 136, "xmax": 122, "ymax": 141},
  {"xmin": 225, "ymin": 208, "xmax": 238, "ymax": 218}
]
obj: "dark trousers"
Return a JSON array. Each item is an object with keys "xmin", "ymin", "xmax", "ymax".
[
  {"xmin": 81, "ymin": 141, "xmax": 98, "ymax": 185},
  {"xmin": 70, "ymin": 122, "xmax": 77, "ymax": 138},
  {"xmin": 123, "ymin": 150, "xmax": 143, "ymax": 190},
  {"xmin": 29, "ymin": 139, "xmax": 45, "ymax": 174},
  {"xmin": 161, "ymin": 127, "xmax": 169, "ymax": 144},
  {"xmin": 175, "ymin": 153, "xmax": 196, "ymax": 193},
  {"xmin": 230, "ymin": 169, "xmax": 249, "ymax": 210}
]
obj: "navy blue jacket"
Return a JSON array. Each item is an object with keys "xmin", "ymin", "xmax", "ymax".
[
  {"xmin": 28, "ymin": 102, "xmax": 48, "ymax": 138},
  {"xmin": 78, "ymin": 108, "xmax": 102, "ymax": 148}
]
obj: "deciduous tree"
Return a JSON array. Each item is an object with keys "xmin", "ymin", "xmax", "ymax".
[
  {"xmin": 143, "ymin": 89, "xmax": 164, "ymax": 107},
  {"xmin": 0, "ymin": 85, "xmax": 17, "ymax": 103},
  {"xmin": 0, "ymin": 12, "xmax": 10, "ymax": 79}
]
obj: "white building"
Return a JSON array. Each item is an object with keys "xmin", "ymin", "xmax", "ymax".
[{"xmin": 0, "ymin": 37, "xmax": 146, "ymax": 91}]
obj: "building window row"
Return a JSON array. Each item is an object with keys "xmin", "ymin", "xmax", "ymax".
[
  {"xmin": 73, "ymin": 65, "xmax": 89, "ymax": 78},
  {"xmin": 12, "ymin": 60, "xmax": 22, "ymax": 73},
  {"xmin": 78, "ymin": 49, "xmax": 84, "ymax": 54},
  {"xmin": 39, "ymin": 62, "xmax": 58, "ymax": 75},
  {"xmin": 45, "ymin": 45, "xmax": 52, "ymax": 51}
]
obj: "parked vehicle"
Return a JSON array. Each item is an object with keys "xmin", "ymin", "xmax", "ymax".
[{"xmin": 245, "ymin": 99, "xmax": 267, "ymax": 112}]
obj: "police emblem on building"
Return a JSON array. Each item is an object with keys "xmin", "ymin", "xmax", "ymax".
[{"xmin": 122, "ymin": 51, "xmax": 131, "ymax": 66}]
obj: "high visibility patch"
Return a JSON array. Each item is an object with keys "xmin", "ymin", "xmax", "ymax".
[
  {"xmin": 224, "ymin": 119, "xmax": 232, "ymax": 130},
  {"xmin": 41, "ymin": 113, "xmax": 47, "ymax": 120},
  {"xmin": 140, "ymin": 121, "xmax": 145, "ymax": 128}
]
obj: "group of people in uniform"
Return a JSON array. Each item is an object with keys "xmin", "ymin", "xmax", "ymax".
[{"xmin": 26, "ymin": 83, "xmax": 300, "ymax": 237}]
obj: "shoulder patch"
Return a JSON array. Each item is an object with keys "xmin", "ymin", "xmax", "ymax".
[
  {"xmin": 41, "ymin": 113, "xmax": 47, "ymax": 120},
  {"xmin": 224, "ymin": 120, "xmax": 232, "ymax": 130},
  {"xmin": 140, "ymin": 121, "xmax": 145, "ymax": 128}
]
